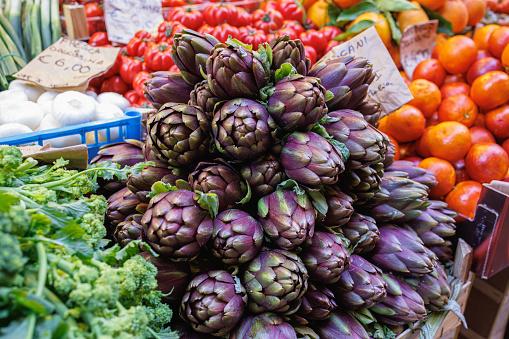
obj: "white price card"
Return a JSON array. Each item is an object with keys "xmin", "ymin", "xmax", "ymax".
[
  {"xmin": 318, "ymin": 26, "xmax": 414, "ymax": 114},
  {"xmin": 400, "ymin": 20, "xmax": 439, "ymax": 80},
  {"xmin": 104, "ymin": 0, "xmax": 164, "ymax": 44}
]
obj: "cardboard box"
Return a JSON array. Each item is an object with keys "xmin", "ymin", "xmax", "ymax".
[{"xmin": 455, "ymin": 181, "xmax": 509, "ymax": 279}]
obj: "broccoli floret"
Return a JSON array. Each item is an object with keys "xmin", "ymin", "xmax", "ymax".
[
  {"xmin": 85, "ymin": 195, "xmax": 108, "ymax": 217},
  {"xmin": 50, "ymin": 268, "xmax": 75, "ymax": 296},
  {"xmin": 0, "ymin": 233, "xmax": 25, "ymax": 286},
  {"xmin": 0, "ymin": 204, "xmax": 30, "ymax": 236},
  {"xmin": 17, "ymin": 186, "xmax": 58, "ymax": 205},
  {"xmin": 97, "ymin": 306, "xmax": 149, "ymax": 338},
  {"xmin": 0, "ymin": 147, "xmax": 23, "ymax": 186},
  {"xmin": 80, "ymin": 213, "xmax": 107, "ymax": 248},
  {"xmin": 119, "ymin": 255, "xmax": 159, "ymax": 306},
  {"xmin": 142, "ymin": 303, "xmax": 173, "ymax": 332}
]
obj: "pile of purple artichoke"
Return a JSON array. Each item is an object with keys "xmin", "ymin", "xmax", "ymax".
[{"xmin": 98, "ymin": 29, "xmax": 460, "ymax": 338}]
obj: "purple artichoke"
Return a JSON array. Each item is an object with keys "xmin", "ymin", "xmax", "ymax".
[
  {"xmin": 90, "ymin": 139, "xmax": 145, "ymax": 167},
  {"xmin": 281, "ymin": 131, "xmax": 345, "ymax": 187},
  {"xmin": 144, "ymin": 71, "xmax": 195, "ymax": 109},
  {"xmin": 211, "ymin": 209, "xmax": 264, "ymax": 265},
  {"xmin": 180, "ymin": 270, "xmax": 247, "ymax": 336},
  {"xmin": 300, "ymin": 231, "xmax": 350, "ymax": 284},
  {"xmin": 404, "ymin": 264, "xmax": 451, "ymax": 312},
  {"xmin": 319, "ymin": 186, "xmax": 355, "ymax": 231},
  {"xmin": 231, "ymin": 313, "xmax": 297, "ymax": 339},
  {"xmin": 114, "ymin": 214, "xmax": 144, "ymax": 247},
  {"xmin": 269, "ymin": 35, "xmax": 310, "ymax": 82},
  {"xmin": 127, "ymin": 166, "xmax": 184, "ymax": 203},
  {"xmin": 189, "ymin": 80, "xmax": 221, "ymax": 119},
  {"xmin": 341, "ymin": 212, "xmax": 379, "ymax": 254},
  {"xmin": 295, "ymin": 282, "xmax": 337, "ymax": 323},
  {"xmin": 212, "ymin": 98, "xmax": 277, "ymax": 161},
  {"xmin": 105, "ymin": 187, "xmax": 142, "ymax": 229},
  {"xmin": 240, "ymin": 154, "xmax": 286, "ymax": 200},
  {"xmin": 141, "ymin": 190, "xmax": 215, "ymax": 261},
  {"xmin": 314, "ymin": 310, "xmax": 371, "ymax": 339},
  {"xmin": 257, "ymin": 189, "xmax": 316, "ymax": 250}
]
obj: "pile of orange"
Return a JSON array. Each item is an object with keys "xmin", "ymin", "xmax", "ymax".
[{"xmin": 379, "ymin": 26, "xmax": 509, "ymax": 220}]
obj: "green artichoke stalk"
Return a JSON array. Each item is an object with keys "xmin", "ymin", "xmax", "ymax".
[
  {"xmin": 230, "ymin": 313, "xmax": 298, "ymax": 339},
  {"xmin": 331, "ymin": 254, "xmax": 387, "ymax": 310},
  {"xmin": 323, "ymin": 109, "xmax": 389, "ymax": 169},
  {"xmin": 146, "ymin": 103, "xmax": 211, "ymax": 169},
  {"xmin": 180, "ymin": 270, "xmax": 247, "ymax": 336},
  {"xmin": 319, "ymin": 185, "xmax": 354, "ymax": 231},
  {"xmin": 240, "ymin": 154, "xmax": 286, "ymax": 200},
  {"xmin": 211, "ymin": 209, "xmax": 264, "ymax": 265},
  {"xmin": 314, "ymin": 310, "xmax": 371, "ymax": 339},
  {"xmin": 300, "ymin": 231, "xmax": 350, "ymax": 284},
  {"xmin": 114, "ymin": 214, "xmax": 144, "ymax": 247},
  {"xmin": 189, "ymin": 161, "xmax": 249, "ymax": 211},
  {"xmin": 206, "ymin": 39, "xmax": 270, "ymax": 100},
  {"xmin": 141, "ymin": 189, "xmax": 215, "ymax": 261},
  {"xmin": 257, "ymin": 188, "xmax": 316, "ymax": 250},
  {"xmin": 266, "ymin": 74, "xmax": 328, "ymax": 133},
  {"xmin": 294, "ymin": 282, "xmax": 337, "ymax": 323},
  {"xmin": 171, "ymin": 29, "xmax": 221, "ymax": 85},
  {"xmin": 212, "ymin": 98, "xmax": 277, "ymax": 161},
  {"xmin": 404, "ymin": 264, "xmax": 451, "ymax": 312},
  {"xmin": 269, "ymin": 35, "xmax": 310, "ymax": 83},
  {"xmin": 370, "ymin": 273, "xmax": 427, "ymax": 326},
  {"xmin": 341, "ymin": 212, "xmax": 379, "ymax": 254},
  {"xmin": 369, "ymin": 224, "xmax": 438, "ymax": 277},
  {"xmin": 144, "ymin": 71, "xmax": 195, "ymax": 109},
  {"xmin": 280, "ymin": 131, "xmax": 345, "ymax": 187},
  {"xmin": 385, "ymin": 160, "xmax": 438, "ymax": 190},
  {"xmin": 308, "ymin": 55, "xmax": 375, "ymax": 111},
  {"xmin": 241, "ymin": 249, "xmax": 308, "ymax": 315},
  {"xmin": 106, "ymin": 187, "xmax": 142, "ymax": 229},
  {"xmin": 188, "ymin": 80, "xmax": 221, "ymax": 119}
]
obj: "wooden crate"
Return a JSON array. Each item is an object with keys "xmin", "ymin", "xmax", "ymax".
[
  {"xmin": 397, "ymin": 239, "xmax": 474, "ymax": 339},
  {"xmin": 458, "ymin": 267, "xmax": 509, "ymax": 339}
]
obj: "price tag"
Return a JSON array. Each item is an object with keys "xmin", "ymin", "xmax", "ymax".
[
  {"xmin": 400, "ymin": 20, "xmax": 439, "ymax": 80},
  {"xmin": 13, "ymin": 38, "xmax": 120, "ymax": 90},
  {"xmin": 318, "ymin": 26, "xmax": 413, "ymax": 114},
  {"xmin": 104, "ymin": 0, "xmax": 164, "ymax": 44}
]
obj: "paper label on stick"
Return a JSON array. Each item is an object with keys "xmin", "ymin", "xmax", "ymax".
[
  {"xmin": 400, "ymin": 20, "xmax": 438, "ymax": 80},
  {"xmin": 13, "ymin": 38, "xmax": 120, "ymax": 89},
  {"xmin": 104, "ymin": 0, "xmax": 164, "ymax": 44},
  {"xmin": 318, "ymin": 26, "xmax": 413, "ymax": 114}
]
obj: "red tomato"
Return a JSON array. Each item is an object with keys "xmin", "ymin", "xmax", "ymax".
[
  {"xmin": 266, "ymin": 33, "xmax": 275, "ymax": 41},
  {"xmin": 203, "ymin": 4, "xmax": 231, "ymax": 26},
  {"xmin": 278, "ymin": 0, "xmax": 304, "ymax": 22},
  {"xmin": 304, "ymin": 45, "xmax": 317, "ymax": 66},
  {"xmin": 166, "ymin": 7, "xmax": 204, "ymax": 31},
  {"xmin": 300, "ymin": 30, "xmax": 327, "ymax": 54},
  {"xmin": 169, "ymin": 64, "xmax": 179, "ymax": 72},
  {"xmin": 87, "ymin": 85, "xmax": 100, "ymax": 95},
  {"xmin": 228, "ymin": 6, "xmax": 252, "ymax": 27},
  {"xmin": 209, "ymin": 23, "xmax": 240, "ymax": 43},
  {"xmin": 251, "ymin": 9, "xmax": 284, "ymax": 34},
  {"xmin": 124, "ymin": 90, "xmax": 141, "ymax": 105},
  {"xmin": 132, "ymin": 71, "xmax": 151, "ymax": 97},
  {"xmin": 85, "ymin": 3, "xmax": 103, "ymax": 17},
  {"xmin": 239, "ymin": 26, "xmax": 268, "ymax": 50},
  {"xmin": 156, "ymin": 21, "xmax": 185, "ymax": 44},
  {"xmin": 282, "ymin": 20, "xmax": 305, "ymax": 35},
  {"xmin": 126, "ymin": 37, "xmax": 152, "ymax": 57},
  {"xmin": 303, "ymin": 18, "xmax": 319, "ymax": 30},
  {"xmin": 100, "ymin": 75, "xmax": 130, "ymax": 94},
  {"xmin": 144, "ymin": 42, "xmax": 175, "ymax": 71},
  {"xmin": 102, "ymin": 51, "xmax": 122, "ymax": 78},
  {"xmin": 120, "ymin": 57, "xmax": 148, "ymax": 85},
  {"xmin": 89, "ymin": 75, "xmax": 104, "ymax": 88},
  {"xmin": 198, "ymin": 24, "xmax": 214, "ymax": 35},
  {"xmin": 319, "ymin": 26, "xmax": 343, "ymax": 41},
  {"xmin": 323, "ymin": 40, "xmax": 340, "ymax": 55},
  {"xmin": 274, "ymin": 27, "xmax": 298, "ymax": 40},
  {"xmin": 261, "ymin": 1, "xmax": 279, "ymax": 11},
  {"xmin": 135, "ymin": 30, "xmax": 155, "ymax": 40},
  {"xmin": 87, "ymin": 20, "xmax": 97, "ymax": 35},
  {"xmin": 88, "ymin": 31, "xmax": 110, "ymax": 46},
  {"xmin": 161, "ymin": 0, "xmax": 185, "ymax": 7}
]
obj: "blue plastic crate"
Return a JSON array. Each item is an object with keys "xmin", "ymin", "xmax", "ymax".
[{"xmin": 0, "ymin": 108, "xmax": 142, "ymax": 160}]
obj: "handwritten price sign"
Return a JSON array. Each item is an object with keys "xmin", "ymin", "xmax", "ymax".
[
  {"xmin": 400, "ymin": 20, "xmax": 439, "ymax": 80},
  {"xmin": 13, "ymin": 38, "xmax": 120, "ymax": 89},
  {"xmin": 104, "ymin": 0, "xmax": 164, "ymax": 44}
]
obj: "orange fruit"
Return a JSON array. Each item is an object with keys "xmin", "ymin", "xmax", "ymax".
[
  {"xmin": 387, "ymin": 134, "xmax": 401, "ymax": 161},
  {"xmin": 418, "ymin": 157, "xmax": 456, "ymax": 198},
  {"xmin": 473, "ymin": 24, "xmax": 498, "ymax": 51},
  {"xmin": 426, "ymin": 111, "xmax": 440, "ymax": 127},
  {"xmin": 471, "ymin": 71, "xmax": 509, "ymax": 111},
  {"xmin": 437, "ymin": 94, "xmax": 478, "ymax": 127},
  {"xmin": 502, "ymin": 138, "xmax": 509, "ymax": 155},
  {"xmin": 440, "ymin": 82, "xmax": 471, "ymax": 99},
  {"xmin": 377, "ymin": 115, "xmax": 388, "ymax": 134},
  {"xmin": 400, "ymin": 71, "xmax": 411, "ymax": 86},
  {"xmin": 485, "ymin": 104, "xmax": 509, "ymax": 139},
  {"xmin": 469, "ymin": 126, "xmax": 496, "ymax": 144},
  {"xmin": 445, "ymin": 180, "xmax": 482, "ymax": 219},
  {"xmin": 477, "ymin": 49, "xmax": 492, "ymax": 60},
  {"xmin": 488, "ymin": 26, "xmax": 509, "ymax": 59},
  {"xmin": 407, "ymin": 79, "xmax": 442, "ymax": 118},
  {"xmin": 463, "ymin": 0, "xmax": 487, "ymax": 27},
  {"xmin": 347, "ymin": 12, "xmax": 391, "ymax": 47},
  {"xmin": 331, "ymin": 0, "xmax": 364, "ymax": 8},
  {"xmin": 397, "ymin": 1, "xmax": 429, "ymax": 32},
  {"xmin": 438, "ymin": 0, "xmax": 469, "ymax": 34},
  {"xmin": 438, "ymin": 35, "xmax": 478, "ymax": 74},
  {"xmin": 416, "ymin": 0, "xmax": 445, "ymax": 10},
  {"xmin": 465, "ymin": 142, "xmax": 509, "ymax": 183},
  {"xmin": 307, "ymin": 0, "xmax": 330, "ymax": 27},
  {"xmin": 431, "ymin": 39, "xmax": 446, "ymax": 59},
  {"xmin": 453, "ymin": 158, "xmax": 471, "ymax": 183},
  {"xmin": 415, "ymin": 126, "xmax": 434, "ymax": 158},
  {"xmin": 466, "ymin": 57, "xmax": 504, "ymax": 85},
  {"xmin": 428, "ymin": 121, "xmax": 472, "ymax": 162},
  {"xmin": 412, "ymin": 59, "xmax": 446, "ymax": 87},
  {"xmin": 301, "ymin": 0, "xmax": 318, "ymax": 10},
  {"xmin": 444, "ymin": 73, "xmax": 467, "ymax": 84},
  {"xmin": 502, "ymin": 44, "xmax": 509, "ymax": 69},
  {"xmin": 385, "ymin": 104, "xmax": 426, "ymax": 143},
  {"xmin": 399, "ymin": 142, "xmax": 418, "ymax": 159},
  {"xmin": 474, "ymin": 113, "xmax": 485, "ymax": 128},
  {"xmin": 388, "ymin": 43, "xmax": 402, "ymax": 70}
]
